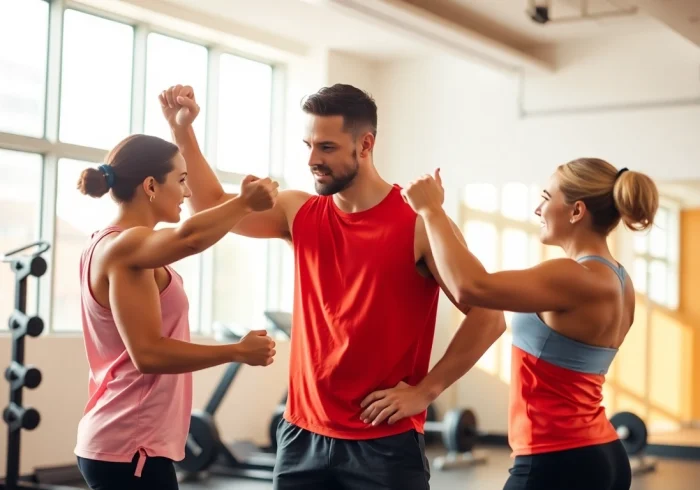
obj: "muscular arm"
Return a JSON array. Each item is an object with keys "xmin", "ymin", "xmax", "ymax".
[
  {"xmin": 108, "ymin": 266, "xmax": 266, "ymax": 374},
  {"xmin": 420, "ymin": 209, "xmax": 616, "ymax": 312},
  {"xmin": 171, "ymin": 126, "xmax": 301, "ymax": 239},
  {"xmin": 109, "ymin": 195, "xmax": 253, "ymax": 270},
  {"xmin": 415, "ymin": 217, "xmax": 506, "ymax": 402}
]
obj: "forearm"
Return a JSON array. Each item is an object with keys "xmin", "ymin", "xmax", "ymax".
[
  {"xmin": 417, "ymin": 308, "xmax": 506, "ymax": 401},
  {"xmin": 178, "ymin": 196, "xmax": 251, "ymax": 252},
  {"xmin": 138, "ymin": 338, "xmax": 242, "ymax": 374},
  {"xmin": 422, "ymin": 210, "xmax": 488, "ymax": 305},
  {"xmin": 171, "ymin": 126, "xmax": 225, "ymax": 211}
]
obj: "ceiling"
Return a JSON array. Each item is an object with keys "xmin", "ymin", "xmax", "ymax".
[
  {"xmin": 400, "ymin": 0, "xmax": 700, "ymax": 50},
  {"xmin": 158, "ymin": 0, "xmax": 433, "ymax": 60}
]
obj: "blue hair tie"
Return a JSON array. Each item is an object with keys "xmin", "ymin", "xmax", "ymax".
[{"xmin": 98, "ymin": 164, "xmax": 115, "ymax": 189}]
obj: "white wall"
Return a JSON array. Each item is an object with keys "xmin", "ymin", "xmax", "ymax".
[{"xmin": 518, "ymin": 27, "xmax": 700, "ymax": 182}]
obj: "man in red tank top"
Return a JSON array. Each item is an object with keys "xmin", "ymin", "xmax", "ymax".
[{"xmin": 160, "ymin": 83, "xmax": 506, "ymax": 489}]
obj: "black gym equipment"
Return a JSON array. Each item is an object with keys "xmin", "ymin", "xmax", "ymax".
[
  {"xmin": 177, "ymin": 311, "xmax": 292, "ymax": 481},
  {"xmin": 610, "ymin": 411, "xmax": 657, "ymax": 475},
  {"xmin": 0, "ymin": 242, "xmax": 82, "ymax": 490},
  {"xmin": 423, "ymin": 407, "xmax": 488, "ymax": 470}
]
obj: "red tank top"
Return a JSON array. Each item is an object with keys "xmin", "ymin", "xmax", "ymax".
[{"xmin": 285, "ymin": 185, "xmax": 440, "ymax": 439}]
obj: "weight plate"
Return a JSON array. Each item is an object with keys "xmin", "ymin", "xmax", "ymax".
[
  {"xmin": 269, "ymin": 404, "xmax": 286, "ymax": 451},
  {"xmin": 176, "ymin": 411, "xmax": 220, "ymax": 473},
  {"xmin": 610, "ymin": 411, "xmax": 647, "ymax": 456},
  {"xmin": 424, "ymin": 403, "xmax": 439, "ymax": 445},
  {"xmin": 442, "ymin": 408, "xmax": 478, "ymax": 453}
]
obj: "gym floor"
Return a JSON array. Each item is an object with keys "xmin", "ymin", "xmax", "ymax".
[{"xmin": 176, "ymin": 447, "xmax": 699, "ymax": 490}]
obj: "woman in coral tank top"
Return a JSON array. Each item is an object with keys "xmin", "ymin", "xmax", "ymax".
[
  {"xmin": 74, "ymin": 133, "xmax": 278, "ymax": 490},
  {"xmin": 401, "ymin": 160, "xmax": 659, "ymax": 490}
]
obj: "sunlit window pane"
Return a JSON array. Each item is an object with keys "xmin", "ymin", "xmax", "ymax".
[
  {"xmin": 212, "ymin": 184, "xmax": 269, "ymax": 329},
  {"xmin": 666, "ymin": 267, "xmax": 679, "ymax": 310},
  {"xmin": 144, "ymin": 33, "xmax": 208, "ymax": 143},
  {"xmin": 502, "ymin": 228, "xmax": 528, "ymax": 270},
  {"xmin": 59, "ymin": 10, "xmax": 133, "ymax": 149},
  {"xmin": 154, "ymin": 206, "xmax": 201, "ymax": 332},
  {"xmin": 0, "ymin": 150, "xmax": 42, "ymax": 328},
  {"xmin": 0, "ymin": 0, "xmax": 49, "ymax": 137},
  {"xmin": 463, "ymin": 184, "xmax": 498, "ymax": 213},
  {"xmin": 529, "ymin": 234, "xmax": 542, "ymax": 267},
  {"xmin": 501, "ymin": 182, "xmax": 529, "ymax": 221},
  {"xmin": 54, "ymin": 159, "xmax": 119, "ymax": 331},
  {"xmin": 648, "ymin": 259, "xmax": 667, "ymax": 305},
  {"xmin": 634, "ymin": 234, "xmax": 648, "ymax": 255},
  {"xmin": 649, "ymin": 207, "xmax": 668, "ymax": 259},
  {"xmin": 217, "ymin": 54, "xmax": 273, "ymax": 175},
  {"xmin": 634, "ymin": 257, "xmax": 647, "ymax": 294},
  {"xmin": 463, "ymin": 221, "xmax": 498, "ymax": 272}
]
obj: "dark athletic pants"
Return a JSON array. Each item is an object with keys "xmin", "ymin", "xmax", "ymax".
[
  {"xmin": 273, "ymin": 419, "xmax": 431, "ymax": 489},
  {"xmin": 77, "ymin": 453, "xmax": 179, "ymax": 490},
  {"xmin": 504, "ymin": 439, "xmax": 632, "ymax": 490}
]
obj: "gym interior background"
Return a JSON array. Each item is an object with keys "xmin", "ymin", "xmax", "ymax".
[{"xmin": 1, "ymin": 0, "xmax": 700, "ymax": 488}]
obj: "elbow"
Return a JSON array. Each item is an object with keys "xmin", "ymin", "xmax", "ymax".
[
  {"xmin": 455, "ymin": 278, "xmax": 486, "ymax": 308},
  {"xmin": 131, "ymin": 348, "xmax": 162, "ymax": 375}
]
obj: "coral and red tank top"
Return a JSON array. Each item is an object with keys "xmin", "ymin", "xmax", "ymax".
[
  {"xmin": 285, "ymin": 185, "xmax": 440, "ymax": 439},
  {"xmin": 508, "ymin": 256, "xmax": 625, "ymax": 456},
  {"xmin": 74, "ymin": 226, "xmax": 192, "ymax": 475}
]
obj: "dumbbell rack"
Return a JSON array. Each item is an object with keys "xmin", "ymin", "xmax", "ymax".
[{"xmin": 0, "ymin": 241, "xmax": 75, "ymax": 490}]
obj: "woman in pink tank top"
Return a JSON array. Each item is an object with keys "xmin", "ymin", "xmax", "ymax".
[{"xmin": 73, "ymin": 132, "xmax": 279, "ymax": 490}]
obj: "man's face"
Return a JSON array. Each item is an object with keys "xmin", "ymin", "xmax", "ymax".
[{"xmin": 303, "ymin": 115, "xmax": 360, "ymax": 196}]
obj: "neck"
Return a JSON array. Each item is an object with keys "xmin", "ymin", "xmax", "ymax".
[
  {"xmin": 332, "ymin": 161, "xmax": 393, "ymax": 213},
  {"xmin": 560, "ymin": 229, "xmax": 612, "ymax": 261},
  {"xmin": 111, "ymin": 201, "xmax": 159, "ymax": 230}
]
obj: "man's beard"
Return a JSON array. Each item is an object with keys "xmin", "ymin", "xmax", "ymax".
[{"xmin": 312, "ymin": 152, "xmax": 359, "ymax": 196}]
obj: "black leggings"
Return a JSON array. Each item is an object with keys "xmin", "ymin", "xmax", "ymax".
[
  {"xmin": 77, "ymin": 453, "xmax": 179, "ymax": 490},
  {"xmin": 504, "ymin": 440, "xmax": 632, "ymax": 490}
]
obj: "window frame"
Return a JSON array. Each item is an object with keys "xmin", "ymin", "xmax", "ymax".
[
  {"xmin": 0, "ymin": 0, "xmax": 286, "ymax": 335},
  {"xmin": 631, "ymin": 197, "xmax": 681, "ymax": 310}
]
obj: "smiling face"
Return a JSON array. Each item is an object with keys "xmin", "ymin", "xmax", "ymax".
[
  {"xmin": 534, "ymin": 172, "xmax": 577, "ymax": 246},
  {"xmin": 303, "ymin": 114, "xmax": 361, "ymax": 196},
  {"xmin": 146, "ymin": 152, "xmax": 192, "ymax": 223}
]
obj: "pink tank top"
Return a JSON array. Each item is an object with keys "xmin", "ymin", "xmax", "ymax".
[{"xmin": 74, "ymin": 226, "xmax": 192, "ymax": 476}]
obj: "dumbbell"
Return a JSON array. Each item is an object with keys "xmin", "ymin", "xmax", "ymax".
[
  {"xmin": 424, "ymin": 408, "xmax": 479, "ymax": 453},
  {"xmin": 610, "ymin": 411, "xmax": 657, "ymax": 475}
]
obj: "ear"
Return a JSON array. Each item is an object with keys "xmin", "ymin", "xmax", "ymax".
[
  {"xmin": 141, "ymin": 177, "xmax": 156, "ymax": 199},
  {"xmin": 570, "ymin": 200, "xmax": 587, "ymax": 224},
  {"xmin": 358, "ymin": 132, "xmax": 375, "ymax": 158}
]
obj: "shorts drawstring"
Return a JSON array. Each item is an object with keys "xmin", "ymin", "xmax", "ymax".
[{"xmin": 134, "ymin": 447, "xmax": 147, "ymax": 477}]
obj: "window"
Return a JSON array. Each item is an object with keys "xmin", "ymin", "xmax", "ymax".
[
  {"xmin": 0, "ymin": 3, "xmax": 279, "ymax": 334},
  {"xmin": 53, "ymin": 159, "xmax": 118, "ymax": 331},
  {"xmin": 0, "ymin": 0, "xmax": 49, "ymax": 137},
  {"xmin": 461, "ymin": 182, "xmax": 543, "ymax": 382},
  {"xmin": 211, "ymin": 185, "xmax": 270, "ymax": 329},
  {"xmin": 143, "ymin": 33, "xmax": 208, "ymax": 142},
  {"xmin": 59, "ymin": 10, "xmax": 134, "ymax": 149},
  {"xmin": 216, "ymin": 54, "xmax": 273, "ymax": 176},
  {"xmin": 0, "ymin": 150, "xmax": 43, "ymax": 327},
  {"xmin": 631, "ymin": 202, "xmax": 680, "ymax": 309},
  {"xmin": 154, "ymin": 207, "xmax": 202, "ymax": 333}
]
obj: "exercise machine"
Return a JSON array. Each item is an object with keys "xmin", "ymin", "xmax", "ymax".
[
  {"xmin": 610, "ymin": 411, "xmax": 657, "ymax": 476},
  {"xmin": 177, "ymin": 311, "xmax": 291, "ymax": 482},
  {"xmin": 0, "ymin": 241, "xmax": 82, "ymax": 490},
  {"xmin": 424, "ymin": 407, "xmax": 488, "ymax": 470}
]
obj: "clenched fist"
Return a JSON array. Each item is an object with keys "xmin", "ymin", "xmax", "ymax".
[
  {"xmin": 238, "ymin": 330, "xmax": 276, "ymax": 367},
  {"xmin": 239, "ymin": 175, "xmax": 279, "ymax": 212},
  {"xmin": 401, "ymin": 168, "xmax": 445, "ymax": 216},
  {"xmin": 159, "ymin": 84, "xmax": 200, "ymax": 129}
]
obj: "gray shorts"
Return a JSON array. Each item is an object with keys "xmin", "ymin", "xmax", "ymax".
[{"xmin": 273, "ymin": 419, "xmax": 431, "ymax": 490}]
